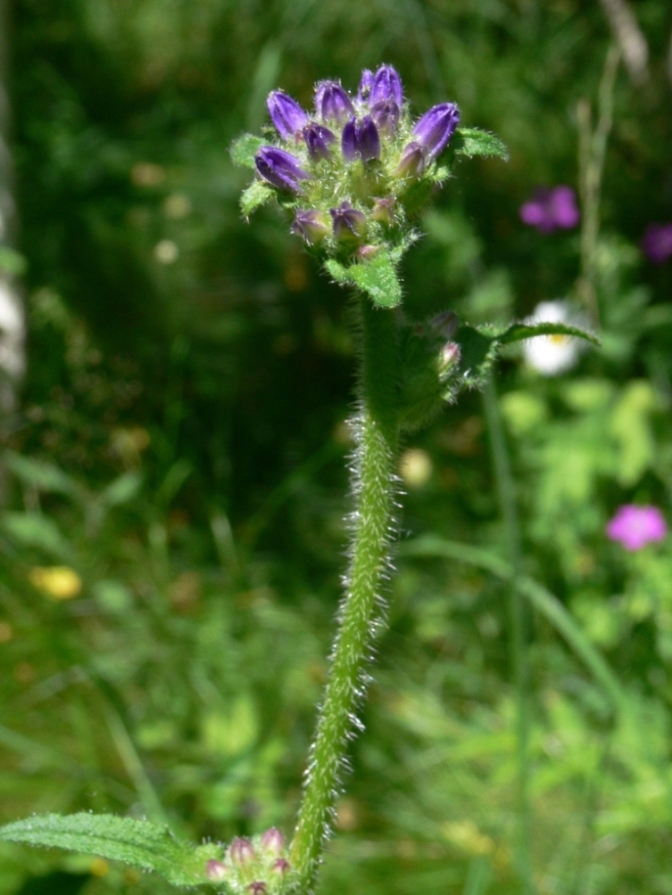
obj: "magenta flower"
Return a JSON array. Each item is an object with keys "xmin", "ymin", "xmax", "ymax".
[
  {"xmin": 520, "ymin": 186, "xmax": 580, "ymax": 233},
  {"xmin": 606, "ymin": 504, "xmax": 668, "ymax": 551},
  {"xmin": 641, "ymin": 223, "xmax": 672, "ymax": 265}
]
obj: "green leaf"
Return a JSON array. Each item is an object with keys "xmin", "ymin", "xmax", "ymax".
[
  {"xmin": 100, "ymin": 471, "xmax": 143, "ymax": 507},
  {"xmin": 497, "ymin": 321, "xmax": 601, "ymax": 347},
  {"xmin": 454, "ymin": 127, "xmax": 509, "ymax": 161},
  {"xmin": 0, "ymin": 246, "xmax": 27, "ymax": 276},
  {"xmin": 240, "ymin": 180, "xmax": 274, "ymax": 217},
  {"xmin": 0, "ymin": 814, "xmax": 215, "ymax": 888},
  {"xmin": 325, "ymin": 250, "xmax": 402, "ymax": 308},
  {"xmin": 230, "ymin": 134, "xmax": 266, "ymax": 169}
]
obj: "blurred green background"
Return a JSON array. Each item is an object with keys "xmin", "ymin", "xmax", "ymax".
[{"xmin": 2, "ymin": 1, "xmax": 672, "ymax": 893}]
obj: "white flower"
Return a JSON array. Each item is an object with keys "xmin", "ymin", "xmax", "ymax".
[{"xmin": 522, "ymin": 299, "xmax": 586, "ymax": 376}]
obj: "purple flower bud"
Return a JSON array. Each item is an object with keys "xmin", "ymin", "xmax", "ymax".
[
  {"xmin": 315, "ymin": 81, "xmax": 355, "ymax": 125},
  {"xmin": 341, "ymin": 117, "xmax": 380, "ymax": 163},
  {"xmin": 260, "ymin": 828, "xmax": 285, "ymax": 856},
  {"xmin": 369, "ymin": 64, "xmax": 403, "ymax": 108},
  {"xmin": 430, "ymin": 310, "xmax": 459, "ymax": 340},
  {"xmin": 393, "ymin": 141, "xmax": 428, "ymax": 178},
  {"xmin": 292, "ymin": 209, "xmax": 330, "ymax": 245},
  {"xmin": 267, "ymin": 90, "xmax": 309, "ymax": 141},
  {"xmin": 255, "ymin": 147, "xmax": 310, "ymax": 192},
  {"xmin": 248, "ymin": 883, "xmax": 267, "ymax": 895},
  {"xmin": 228, "ymin": 837, "xmax": 256, "ymax": 867},
  {"xmin": 358, "ymin": 116, "xmax": 380, "ymax": 162},
  {"xmin": 641, "ymin": 222, "xmax": 672, "ymax": 264},
  {"xmin": 371, "ymin": 197, "xmax": 396, "ymax": 226},
  {"xmin": 303, "ymin": 123, "xmax": 336, "ymax": 161},
  {"xmin": 330, "ymin": 202, "xmax": 367, "ymax": 242},
  {"xmin": 271, "ymin": 858, "xmax": 290, "ymax": 875},
  {"xmin": 370, "ymin": 99, "xmax": 400, "ymax": 137},
  {"xmin": 357, "ymin": 244, "xmax": 383, "ymax": 260},
  {"xmin": 438, "ymin": 342, "xmax": 461, "ymax": 375},
  {"xmin": 356, "ymin": 69, "xmax": 374, "ymax": 103},
  {"xmin": 412, "ymin": 102, "xmax": 460, "ymax": 160},
  {"xmin": 206, "ymin": 860, "xmax": 229, "ymax": 882}
]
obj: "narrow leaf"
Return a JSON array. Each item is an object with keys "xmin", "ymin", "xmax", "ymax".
[
  {"xmin": 240, "ymin": 181, "xmax": 274, "ymax": 217},
  {"xmin": 0, "ymin": 814, "xmax": 212, "ymax": 887},
  {"xmin": 230, "ymin": 134, "xmax": 266, "ymax": 169},
  {"xmin": 454, "ymin": 127, "xmax": 509, "ymax": 161},
  {"xmin": 497, "ymin": 321, "xmax": 600, "ymax": 347},
  {"xmin": 325, "ymin": 251, "xmax": 402, "ymax": 308},
  {"xmin": 4, "ymin": 451, "xmax": 77, "ymax": 496}
]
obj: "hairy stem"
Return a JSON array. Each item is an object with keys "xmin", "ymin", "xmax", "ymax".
[{"xmin": 290, "ymin": 296, "xmax": 399, "ymax": 894}]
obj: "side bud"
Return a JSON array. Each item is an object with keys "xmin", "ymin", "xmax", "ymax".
[
  {"xmin": 341, "ymin": 117, "xmax": 380, "ymax": 163},
  {"xmin": 412, "ymin": 102, "xmax": 460, "ymax": 160},
  {"xmin": 260, "ymin": 828, "xmax": 285, "ymax": 857},
  {"xmin": 206, "ymin": 860, "xmax": 229, "ymax": 882},
  {"xmin": 292, "ymin": 209, "xmax": 330, "ymax": 245},
  {"xmin": 371, "ymin": 197, "xmax": 396, "ymax": 226},
  {"xmin": 393, "ymin": 141, "xmax": 428, "ymax": 178},
  {"xmin": 228, "ymin": 837, "xmax": 256, "ymax": 867},
  {"xmin": 303, "ymin": 123, "xmax": 336, "ymax": 161},
  {"xmin": 330, "ymin": 202, "xmax": 367, "ymax": 242},
  {"xmin": 369, "ymin": 64, "xmax": 403, "ymax": 107}
]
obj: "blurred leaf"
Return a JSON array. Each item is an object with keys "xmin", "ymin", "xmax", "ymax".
[
  {"xmin": 230, "ymin": 134, "xmax": 266, "ymax": 170},
  {"xmin": 0, "ymin": 247, "xmax": 27, "ymax": 276},
  {"xmin": 4, "ymin": 452, "xmax": 78, "ymax": 497},
  {"xmin": 2, "ymin": 513, "xmax": 72, "ymax": 560},
  {"xmin": 497, "ymin": 322, "xmax": 600, "ymax": 347},
  {"xmin": 100, "ymin": 471, "xmax": 143, "ymax": 508},
  {"xmin": 609, "ymin": 380, "xmax": 657, "ymax": 486},
  {"xmin": 0, "ymin": 814, "xmax": 213, "ymax": 888}
]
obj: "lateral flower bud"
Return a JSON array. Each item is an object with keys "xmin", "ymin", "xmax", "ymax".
[
  {"xmin": 292, "ymin": 209, "xmax": 330, "ymax": 245},
  {"xmin": 303, "ymin": 123, "xmax": 336, "ymax": 161},
  {"xmin": 369, "ymin": 64, "xmax": 403, "ymax": 108},
  {"xmin": 393, "ymin": 141, "xmax": 428, "ymax": 178},
  {"xmin": 371, "ymin": 197, "xmax": 396, "ymax": 226},
  {"xmin": 330, "ymin": 202, "xmax": 367, "ymax": 242},
  {"xmin": 271, "ymin": 858, "xmax": 290, "ymax": 876},
  {"xmin": 412, "ymin": 102, "xmax": 460, "ymax": 160},
  {"xmin": 356, "ymin": 69, "xmax": 374, "ymax": 103},
  {"xmin": 438, "ymin": 341, "xmax": 461, "ymax": 376},
  {"xmin": 260, "ymin": 827, "xmax": 285, "ymax": 857},
  {"xmin": 370, "ymin": 99, "xmax": 400, "ymax": 137},
  {"xmin": 255, "ymin": 147, "xmax": 311, "ymax": 192},
  {"xmin": 248, "ymin": 883, "xmax": 267, "ymax": 895},
  {"xmin": 267, "ymin": 90, "xmax": 309, "ymax": 140},
  {"xmin": 228, "ymin": 837, "xmax": 256, "ymax": 867},
  {"xmin": 315, "ymin": 81, "xmax": 355, "ymax": 125},
  {"xmin": 430, "ymin": 310, "xmax": 459, "ymax": 340},
  {"xmin": 206, "ymin": 860, "xmax": 229, "ymax": 882}
]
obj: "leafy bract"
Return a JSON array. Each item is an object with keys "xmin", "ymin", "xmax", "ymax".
[
  {"xmin": 326, "ymin": 250, "xmax": 403, "ymax": 309},
  {"xmin": 230, "ymin": 134, "xmax": 266, "ymax": 169},
  {"xmin": 240, "ymin": 181, "xmax": 275, "ymax": 217},
  {"xmin": 0, "ymin": 813, "xmax": 218, "ymax": 888}
]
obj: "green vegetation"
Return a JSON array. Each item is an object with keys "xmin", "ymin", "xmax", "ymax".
[{"xmin": 2, "ymin": 1, "xmax": 672, "ymax": 894}]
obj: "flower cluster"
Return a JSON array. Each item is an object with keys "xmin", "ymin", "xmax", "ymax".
[
  {"xmin": 252, "ymin": 65, "xmax": 460, "ymax": 253},
  {"xmin": 205, "ymin": 829, "xmax": 290, "ymax": 895},
  {"xmin": 519, "ymin": 186, "xmax": 580, "ymax": 233},
  {"xmin": 606, "ymin": 504, "xmax": 668, "ymax": 551}
]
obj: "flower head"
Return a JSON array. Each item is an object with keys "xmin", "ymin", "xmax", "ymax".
[
  {"xmin": 520, "ymin": 186, "xmax": 580, "ymax": 233},
  {"xmin": 522, "ymin": 299, "xmax": 586, "ymax": 376},
  {"xmin": 606, "ymin": 505, "xmax": 668, "ymax": 551},
  {"xmin": 641, "ymin": 222, "xmax": 672, "ymax": 264}
]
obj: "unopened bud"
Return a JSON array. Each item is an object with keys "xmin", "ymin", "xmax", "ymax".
[
  {"xmin": 248, "ymin": 882, "xmax": 267, "ymax": 895},
  {"xmin": 228, "ymin": 837, "xmax": 255, "ymax": 867},
  {"xmin": 438, "ymin": 341, "xmax": 461, "ymax": 375},
  {"xmin": 371, "ymin": 197, "xmax": 396, "ymax": 226},
  {"xmin": 271, "ymin": 858, "xmax": 290, "ymax": 875},
  {"xmin": 357, "ymin": 244, "xmax": 382, "ymax": 260},
  {"xmin": 206, "ymin": 860, "xmax": 228, "ymax": 881},
  {"xmin": 430, "ymin": 310, "xmax": 459, "ymax": 340},
  {"xmin": 260, "ymin": 828, "xmax": 285, "ymax": 856}
]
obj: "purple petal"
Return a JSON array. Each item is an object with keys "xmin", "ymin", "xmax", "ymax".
[
  {"xmin": 341, "ymin": 118, "xmax": 358, "ymax": 161},
  {"xmin": 606, "ymin": 505, "xmax": 668, "ymax": 551},
  {"xmin": 292, "ymin": 209, "xmax": 330, "ymax": 244},
  {"xmin": 330, "ymin": 202, "xmax": 366, "ymax": 241},
  {"xmin": 549, "ymin": 186, "xmax": 580, "ymax": 229},
  {"xmin": 641, "ymin": 222, "xmax": 672, "ymax": 264},
  {"xmin": 357, "ymin": 69, "xmax": 374, "ymax": 103},
  {"xmin": 358, "ymin": 116, "xmax": 380, "ymax": 162},
  {"xmin": 412, "ymin": 102, "xmax": 460, "ymax": 160},
  {"xmin": 369, "ymin": 65, "xmax": 403, "ymax": 108},
  {"xmin": 370, "ymin": 99, "xmax": 400, "ymax": 137},
  {"xmin": 255, "ymin": 146, "xmax": 310, "ymax": 192},
  {"xmin": 267, "ymin": 90, "xmax": 309, "ymax": 140},
  {"xmin": 393, "ymin": 141, "xmax": 428, "ymax": 178}
]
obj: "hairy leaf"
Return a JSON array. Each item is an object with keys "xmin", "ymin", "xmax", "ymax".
[
  {"xmin": 0, "ymin": 814, "xmax": 215, "ymax": 888},
  {"xmin": 325, "ymin": 251, "xmax": 402, "ymax": 308},
  {"xmin": 454, "ymin": 127, "xmax": 509, "ymax": 161},
  {"xmin": 496, "ymin": 321, "xmax": 601, "ymax": 346},
  {"xmin": 240, "ymin": 181, "xmax": 274, "ymax": 217},
  {"xmin": 230, "ymin": 134, "xmax": 266, "ymax": 169}
]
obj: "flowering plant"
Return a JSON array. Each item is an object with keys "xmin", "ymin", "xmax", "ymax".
[{"xmin": 0, "ymin": 65, "xmax": 598, "ymax": 895}]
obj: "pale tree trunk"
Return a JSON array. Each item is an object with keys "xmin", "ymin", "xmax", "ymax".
[{"xmin": 0, "ymin": 0, "xmax": 25, "ymax": 418}]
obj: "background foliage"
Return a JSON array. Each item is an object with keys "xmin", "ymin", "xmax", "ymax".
[{"xmin": 2, "ymin": 1, "xmax": 672, "ymax": 893}]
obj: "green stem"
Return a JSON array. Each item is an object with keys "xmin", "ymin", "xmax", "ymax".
[
  {"xmin": 289, "ymin": 296, "xmax": 399, "ymax": 894},
  {"xmin": 483, "ymin": 377, "xmax": 533, "ymax": 895}
]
